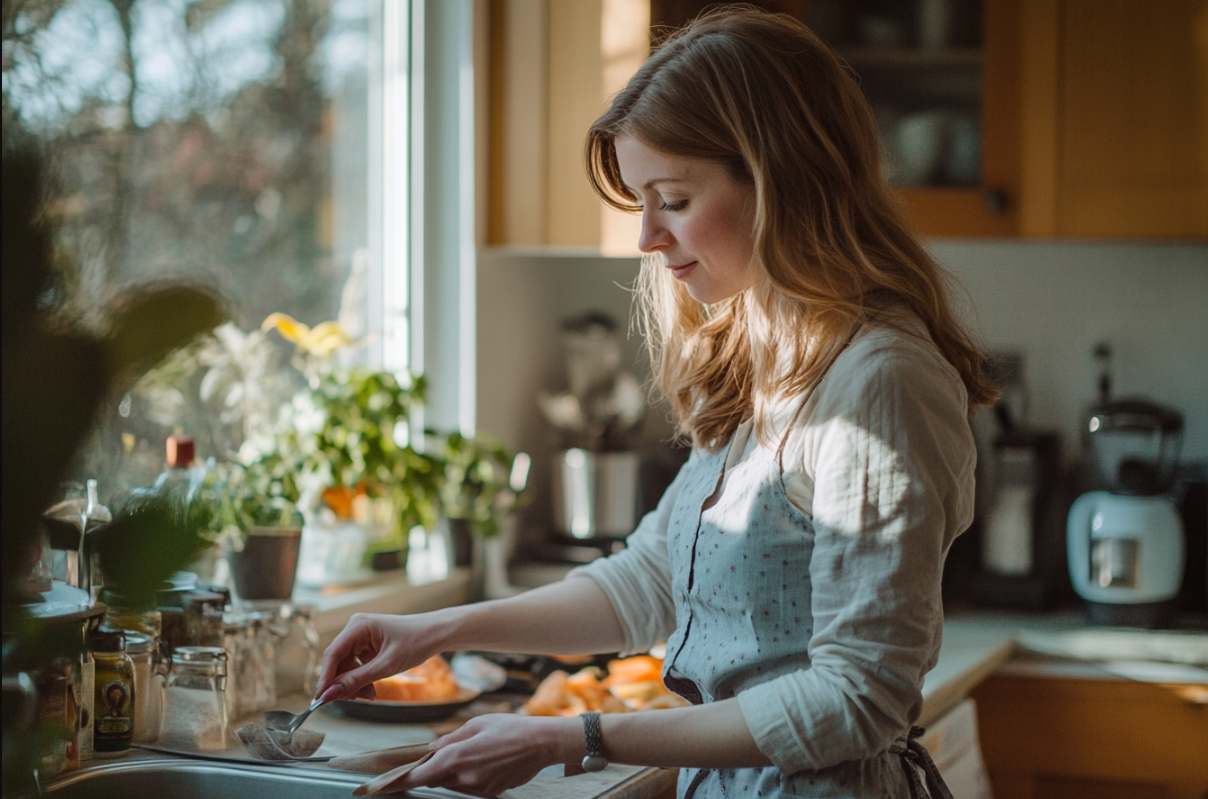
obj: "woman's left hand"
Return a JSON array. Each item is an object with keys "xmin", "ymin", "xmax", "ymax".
[{"xmin": 363, "ymin": 713, "xmax": 578, "ymax": 798}]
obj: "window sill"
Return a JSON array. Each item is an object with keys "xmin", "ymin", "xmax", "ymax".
[{"xmin": 294, "ymin": 567, "xmax": 474, "ymax": 637}]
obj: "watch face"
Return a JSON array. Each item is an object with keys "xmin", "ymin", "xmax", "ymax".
[{"xmin": 582, "ymin": 754, "xmax": 609, "ymax": 772}]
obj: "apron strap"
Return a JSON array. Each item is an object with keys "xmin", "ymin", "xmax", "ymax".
[{"xmin": 890, "ymin": 727, "xmax": 954, "ymax": 799}]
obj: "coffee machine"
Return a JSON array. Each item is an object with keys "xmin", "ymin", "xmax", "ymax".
[{"xmin": 1067, "ymin": 397, "xmax": 1186, "ymax": 627}]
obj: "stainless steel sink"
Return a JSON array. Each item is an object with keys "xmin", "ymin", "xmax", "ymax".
[{"xmin": 43, "ymin": 758, "xmax": 449, "ymax": 799}]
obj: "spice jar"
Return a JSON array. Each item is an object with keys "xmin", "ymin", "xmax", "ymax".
[
  {"xmin": 90, "ymin": 630, "xmax": 133, "ymax": 757},
  {"xmin": 246, "ymin": 611, "xmax": 278, "ymax": 713},
  {"xmin": 125, "ymin": 633, "xmax": 162, "ymax": 744},
  {"xmin": 101, "ymin": 591, "xmax": 163, "ymax": 639},
  {"xmin": 160, "ymin": 646, "xmax": 228, "ymax": 751},
  {"xmin": 221, "ymin": 611, "xmax": 248, "ymax": 722},
  {"xmin": 185, "ymin": 591, "xmax": 225, "ymax": 648}
]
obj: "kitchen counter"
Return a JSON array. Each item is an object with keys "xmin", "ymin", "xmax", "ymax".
[
  {"xmin": 52, "ymin": 606, "xmax": 1204, "ymax": 799},
  {"xmin": 89, "ymin": 695, "xmax": 675, "ymax": 799},
  {"xmin": 922, "ymin": 608, "xmax": 1208, "ymax": 727}
]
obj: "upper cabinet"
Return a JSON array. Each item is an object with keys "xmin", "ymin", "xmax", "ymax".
[
  {"xmin": 486, "ymin": 0, "xmax": 1208, "ymax": 246},
  {"xmin": 488, "ymin": 0, "xmax": 647, "ymax": 255},
  {"xmin": 798, "ymin": 0, "xmax": 1023, "ymax": 236},
  {"xmin": 1030, "ymin": 0, "xmax": 1208, "ymax": 239}
]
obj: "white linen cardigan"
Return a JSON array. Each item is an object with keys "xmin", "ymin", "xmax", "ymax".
[{"xmin": 570, "ymin": 311, "xmax": 977, "ymax": 776}]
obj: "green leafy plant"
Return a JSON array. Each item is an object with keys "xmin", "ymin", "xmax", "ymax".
[
  {"xmin": 200, "ymin": 459, "xmax": 305, "ymax": 552},
  {"xmin": 433, "ymin": 431, "xmax": 525, "ymax": 538}
]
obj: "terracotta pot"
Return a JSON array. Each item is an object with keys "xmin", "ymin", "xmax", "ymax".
[{"xmin": 229, "ymin": 527, "xmax": 302, "ymax": 601}]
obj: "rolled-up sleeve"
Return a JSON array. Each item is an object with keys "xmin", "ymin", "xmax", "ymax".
[
  {"xmin": 736, "ymin": 341, "xmax": 975, "ymax": 774},
  {"xmin": 568, "ymin": 451, "xmax": 695, "ymax": 655}
]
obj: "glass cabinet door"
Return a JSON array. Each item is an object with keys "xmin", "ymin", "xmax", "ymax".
[{"xmin": 806, "ymin": 0, "xmax": 1020, "ymax": 235}]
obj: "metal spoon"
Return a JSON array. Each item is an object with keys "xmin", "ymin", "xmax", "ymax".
[{"xmin": 263, "ymin": 696, "xmax": 327, "ymax": 744}]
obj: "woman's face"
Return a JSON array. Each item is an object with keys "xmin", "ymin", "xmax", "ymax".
[{"xmin": 615, "ymin": 134, "xmax": 757, "ymax": 305}]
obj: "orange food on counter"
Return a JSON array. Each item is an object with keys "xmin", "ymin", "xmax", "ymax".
[
  {"xmin": 520, "ymin": 655, "xmax": 688, "ymax": 716},
  {"xmin": 373, "ymin": 655, "xmax": 460, "ymax": 703}
]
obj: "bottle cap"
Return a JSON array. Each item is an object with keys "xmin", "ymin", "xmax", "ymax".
[{"xmin": 166, "ymin": 436, "xmax": 195, "ymax": 468}]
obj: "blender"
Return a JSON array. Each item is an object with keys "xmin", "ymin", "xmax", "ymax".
[{"xmin": 1067, "ymin": 397, "xmax": 1186, "ymax": 627}]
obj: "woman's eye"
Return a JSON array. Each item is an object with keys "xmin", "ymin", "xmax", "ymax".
[{"xmin": 662, "ymin": 199, "xmax": 688, "ymax": 212}]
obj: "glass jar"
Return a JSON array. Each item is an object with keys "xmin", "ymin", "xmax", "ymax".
[
  {"xmin": 90, "ymin": 630, "xmax": 133, "ymax": 757},
  {"xmin": 160, "ymin": 646, "xmax": 228, "ymax": 751},
  {"xmin": 245, "ymin": 611, "xmax": 278, "ymax": 713},
  {"xmin": 125, "ymin": 633, "xmax": 162, "ymax": 744},
  {"xmin": 35, "ymin": 660, "xmax": 70, "ymax": 776},
  {"xmin": 221, "ymin": 611, "xmax": 248, "ymax": 722},
  {"xmin": 184, "ymin": 591, "xmax": 225, "ymax": 648},
  {"xmin": 101, "ymin": 591, "xmax": 162, "ymax": 640},
  {"xmin": 158, "ymin": 606, "xmax": 187, "ymax": 659}
]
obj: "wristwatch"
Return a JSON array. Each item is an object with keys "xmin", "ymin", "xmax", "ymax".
[{"xmin": 580, "ymin": 711, "xmax": 608, "ymax": 772}]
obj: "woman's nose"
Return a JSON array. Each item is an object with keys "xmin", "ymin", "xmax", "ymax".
[{"xmin": 637, "ymin": 210, "xmax": 672, "ymax": 253}]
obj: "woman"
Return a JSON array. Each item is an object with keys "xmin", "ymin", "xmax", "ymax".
[{"xmin": 315, "ymin": 9, "xmax": 994, "ymax": 797}]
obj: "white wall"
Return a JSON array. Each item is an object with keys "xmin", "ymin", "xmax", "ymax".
[
  {"xmin": 932, "ymin": 241, "xmax": 1208, "ymax": 462},
  {"xmin": 477, "ymin": 242, "xmax": 1208, "ymax": 533}
]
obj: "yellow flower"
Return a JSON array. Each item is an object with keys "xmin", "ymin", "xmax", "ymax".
[{"xmin": 262, "ymin": 313, "xmax": 352, "ymax": 358}]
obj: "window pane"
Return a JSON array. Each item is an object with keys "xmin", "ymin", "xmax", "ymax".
[
  {"xmin": 3, "ymin": 0, "xmax": 372, "ymax": 332},
  {"xmin": 3, "ymin": 0, "xmax": 382, "ymax": 489}
]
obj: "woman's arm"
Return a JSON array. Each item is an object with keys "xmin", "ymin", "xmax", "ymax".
[
  {"xmin": 315, "ymin": 575, "xmax": 628, "ymax": 702},
  {"xmin": 371, "ymin": 699, "xmax": 769, "ymax": 797}
]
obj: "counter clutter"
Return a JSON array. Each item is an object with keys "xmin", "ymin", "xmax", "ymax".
[{"xmin": 36, "ymin": 603, "xmax": 1208, "ymax": 798}]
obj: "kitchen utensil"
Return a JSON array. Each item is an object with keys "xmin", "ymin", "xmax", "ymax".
[
  {"xmin": 352, "ymin": 752, "xmax": 434, "ymax": 797},
  {"xmin": 326, "ymin": 743, "xmax": 431, "ymax": 774},
  {"xmin": 1068, "ymin": 398, "xmax": 1187, "ymax": 627},
  {"xmin": 332, "ymin": 686, "xmax": 480, "ymax": 723},
  {"xmin": 235, "ymin": 721, "xmax": 326, "ymax": 760},
  {"xmin": 264, "ymin": 695, "xmax": 327, "ymax": 743}
]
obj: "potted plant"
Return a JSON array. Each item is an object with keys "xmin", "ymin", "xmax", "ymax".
[
  {"xmin": 432, "ymin": 431, "xmax": 527, "ymax": 564},
  {"xmin": 203, "ymin": 458, "xmax": 306, "ymax": 602},
  {"xmin": 429, "ymin": 432, "xmax": 530, "ymax": 601}
]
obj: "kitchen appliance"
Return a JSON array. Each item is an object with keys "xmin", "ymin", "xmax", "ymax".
[
  {"xmin": 1067, "ymin": 398, "xmax": 1186, "ymax": 627},
  {"xmin": 551, "ymin": 448, "xmax": 640, "ymax": 540},
  {"xmin": 951, "ymin": 353, "xmax": 1069, "ymax": 611}
]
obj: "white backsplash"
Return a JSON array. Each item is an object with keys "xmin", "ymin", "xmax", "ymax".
[{"xmin": 478, "ymin": 241, "xmax": 1208, "ymax": 535}]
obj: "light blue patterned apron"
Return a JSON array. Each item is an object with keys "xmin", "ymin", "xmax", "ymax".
[{"xmin": 661, "ymin": 422, "xmax": 951, "ymax": 799}]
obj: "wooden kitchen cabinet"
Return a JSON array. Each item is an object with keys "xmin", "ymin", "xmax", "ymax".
[
  {"xmin": 969, "ymin": 673, "xmax": 1208, "ymax": 799},
  {"xmin": 486, "ymin": 0, "xmax": 1208, "ymax": 245},
  {"xmin": 1031, "ymin": 0, "xmax": 1208, "ymax": 239}
]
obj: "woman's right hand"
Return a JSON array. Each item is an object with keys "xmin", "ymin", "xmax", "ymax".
[{"xmin": 314, "ymin": 612, "xmax": 444, "ymax": 703}]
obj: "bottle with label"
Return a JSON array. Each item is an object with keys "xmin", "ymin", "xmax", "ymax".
[{"xmin": 90, "ymin": 630, "xmax": 134, "ymax": 757}]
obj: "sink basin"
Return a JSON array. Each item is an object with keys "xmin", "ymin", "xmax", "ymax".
[{"xmin": 43, "ymin": 758, "xmax": 448, "ymax": 799}]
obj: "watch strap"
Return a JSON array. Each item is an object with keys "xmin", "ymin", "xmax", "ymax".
[{"xmin": 580, "ymin": 711, "xmax": 608, "ymax": 772}]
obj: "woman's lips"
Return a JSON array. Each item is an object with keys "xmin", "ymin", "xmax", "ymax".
[{"xmin": 668, "ymin": 261, "xmax": 697, "ymax": 280}]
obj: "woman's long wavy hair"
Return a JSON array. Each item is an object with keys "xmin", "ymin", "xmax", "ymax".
[{"xmin": 585, "ymin": 7, "xmax": 997, "ymax": 450}]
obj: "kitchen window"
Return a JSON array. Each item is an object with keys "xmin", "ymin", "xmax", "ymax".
[{"xmin": 4, "ymin": 0, "xmax": 478, "ymax": 486}]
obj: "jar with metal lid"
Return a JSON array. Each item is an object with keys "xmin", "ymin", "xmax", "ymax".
[
  {"xmin": 160, "ymin": 646, "xmax": 228, "ymax": 751},
  {"xmin": 89, "ymin": 629, "xmax": 133, "ymax": 757},
  {"xmin": 184, "ymin": 591, "xmax": 225, "ymax": 648},
  {"xmin": 124, "ymin": 633, "xmax": 162, "ymax": 744}
]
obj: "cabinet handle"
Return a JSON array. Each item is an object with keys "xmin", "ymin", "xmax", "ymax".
[{"xmin": 984, "ymin": 190, "xmax": 1009, "ymax": 215}]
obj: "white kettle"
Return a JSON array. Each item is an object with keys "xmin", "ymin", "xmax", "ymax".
[{"xmin": 1067, "ymin": 491, "xmax": 1185, "ymax": 610}]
